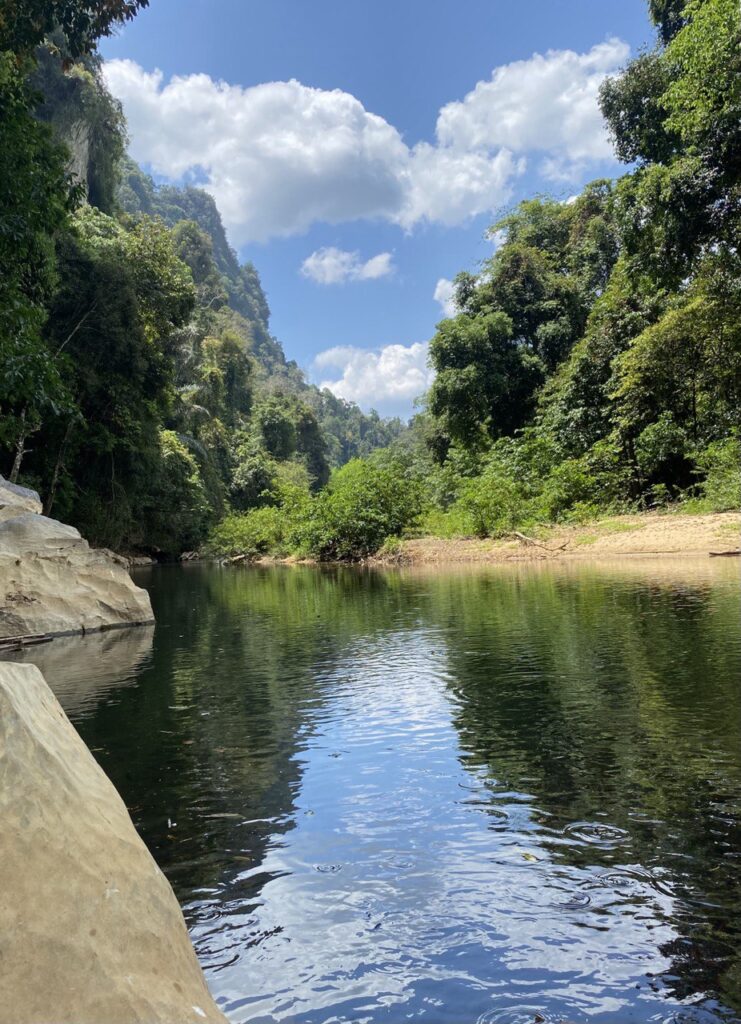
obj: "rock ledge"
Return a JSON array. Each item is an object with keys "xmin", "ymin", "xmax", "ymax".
[{"xmin": 0, "ymin": 476, "xmax": 153, "ymax": 640}]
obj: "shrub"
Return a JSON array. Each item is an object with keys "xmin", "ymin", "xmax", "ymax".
[
  {"xmin": 419, "ymin": 505, "xmax": 473, "ymax": 539},
  {"xmin": 684, "ymin": 436, "xmax": 741, "ymax": 512},
  {"xmin": 207, "ymin": 505, "xmax": 287, "ymax": 558},
  {"xmin": 376, "ymin": 535, "xmax": 403, "ymax": 558},
  {"xmin": 455, "ymin": 468, "xmax": 530, "ymax": 538},
  {"xmin": 299, "ymin": 459, "xmax": 424, "ymax": 560},
  {"xmin": 537, "ymin": 458, "xmax": 603, "ymax": 522}
]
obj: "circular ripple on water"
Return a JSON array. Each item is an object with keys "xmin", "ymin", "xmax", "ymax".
[
  {"xmin": 563, "ymin": 821, "xmax": 630, "ymax": 847},
  {"xmin": 597, "ymin": 866, "xmax": 675, "ymax": 898},
  {"xmin": 554, "ymin": 890, "xmax": 592, "ymax": 910},
  {"xmin": 476, "ymin": 1007, "xmax": 562, "ymax": 1024}
]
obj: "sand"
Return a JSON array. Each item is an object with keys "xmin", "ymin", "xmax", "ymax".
[{"xmin": 379, "ymin": 512, "xmax": 741, "ymax": 566}]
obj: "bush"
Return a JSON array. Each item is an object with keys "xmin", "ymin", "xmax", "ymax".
[
  {"xmin": 684, "ymin": 436, "xmax": 741, "ymax": 512},
  {"xmin": 537, "ymin": 458, "xmax": 603, "ymax": 522},
  {"xmin": 419, "ymin": 505, "xmax": 473, "ymax": 539},
  {"xmin": 376, "ymin": 535, "xmax": 403, "ymax": 558},
  {"xmin": 298, "ymin": 459, "xmax": 424, "ymax": 560},
  {"xmin": 207, "ymin": 505, "xmax": 287, "ymax": 558},
  {"xmin": 455, "ymin": 469, "xmax": 529, "ymax": 537}
]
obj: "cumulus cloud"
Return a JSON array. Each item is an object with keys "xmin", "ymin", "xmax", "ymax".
[
  {"xmin": 104, "ymin": 39, "xmax": 626, "ymax": 244},
  {"xmin": 433, "ymin": 278, "xmax": 457, "ymax": 318},
  {"xmin": 301, "ymin": 247, "xmax": 394, "ymax": 285},
  {"xmin": 314, "ymin": 342, "xmax": 432, "ymax": 416},
  {"xmin": 436, "ymin": 38, "xmax": 629, "ymax": 182},
  {"xmin": 105, "ymin": 63, "xmax": 409, "ymax": 244},
  {"xmin": 400, "ymin": 145, "xmax": 522, "ymax": 229}
]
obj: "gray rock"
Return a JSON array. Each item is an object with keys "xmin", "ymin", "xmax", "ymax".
[
  {"xmin": 0, "ymin": 662, "xmax": 228, "ymax": 1024},
  {"xmin": 0, "ymin": 474, "xmax": 42, "ymax": 521},
  {"xmin": 0, "ymin": 512, "xmax": 84, "ymax": 553},
  {"xmin": 0, "ymin": 514, "xmax": 153, "ymax": 640}
]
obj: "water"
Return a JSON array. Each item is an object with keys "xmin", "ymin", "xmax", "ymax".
[{"xmin": 7, "ymin": 559, "xmax": 741, "ymax": 1023}]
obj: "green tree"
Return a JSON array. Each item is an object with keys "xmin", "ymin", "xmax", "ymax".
[
  {"xmin": 27, "ymin": 208, "xmax": 195, "ymax": 545},
  {"xmin": 0, "ymin": 53, "xmax": 78, "ymax": 480},
  {"xmin": 428, "ymin": 312, "xmax": 544, "ymax": 450},
  {"xmin": 602, "ymin": 0, "xmax": 740, "ymax": 285},
  {"xmin": 230, "ymin": 437, "xmax": 277, "ymax": 511},
  {"xmin": 171, "ymin": 220, "xmax": 227, "ymax": 309},
  {"xmin": 1, "ymin": 0, "xmax": 150, "ymax": 57},
  {"xmin": 254, "ymin": 396, "xmax": 297, "ymax": 460},
  {"xmin": 141, "ymin": 430, "xmax": 210, "ymax": 554}
]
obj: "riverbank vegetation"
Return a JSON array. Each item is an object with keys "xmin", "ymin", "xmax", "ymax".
[
  {"xmin": 2, "ymin": 0, "xmax": 738, "ymax": 563},
  {"xmin": 209, "ymin": 0, "xmax": 740, "ymax": 562},
  {"xmin": 0, "ymin": 3, "xmax": 404, "ymax": 555}
]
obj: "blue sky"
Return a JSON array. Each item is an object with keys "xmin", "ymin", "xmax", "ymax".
[{"xmin": 100, "ymin": 0, "xmax": 655, "ymax": 418}]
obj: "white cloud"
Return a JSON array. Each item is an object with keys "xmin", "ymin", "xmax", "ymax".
[
  {"xmin": 301, "ymin": 247, "xmax": 394, "ymax": 285},
  {"xmin": 360, "ymin": 252, "xmax": 394, "ymax": 280},
  {"xmin": 400, "ymin": 145, "xmax": 522, "ymax": 229},
  {"xmin": 104, "ymin": 39, "xmax": 627, "ymax": 244},
  {"xmin": 105, "ymin": 63, "xmax": 409, "ymax": 244},
  {"xmin": 314, "ymin": 342, "xmax": 433, "ymax": 416},
  {"xmin": 436, "ymin": 38, "xmax": 629, "ymax": 183},
  {"xmin": 433, "ymin": 278, "xmax": 457, "ymax": 318}
]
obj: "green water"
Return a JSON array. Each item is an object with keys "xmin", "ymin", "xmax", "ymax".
[{"xmin": 10, "ymin": 559, "xmax": 741, "ymax": 1023}]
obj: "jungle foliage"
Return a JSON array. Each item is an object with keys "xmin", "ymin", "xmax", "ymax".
[
  {"xmin": 0, "ymin": 2, "xmax": 404, "ymax": 555},
  {"xmin": 3, "ymin": 0, "xmax": 738, "ymax": 563},
  {"xmin": 213, "ymin": 0, "xmax": 740, "ymax": 560}
]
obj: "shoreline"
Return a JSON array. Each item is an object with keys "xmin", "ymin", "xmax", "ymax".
[{"xmin": 371, "ymin": 511, "xmax": 741, "ymax": 567}]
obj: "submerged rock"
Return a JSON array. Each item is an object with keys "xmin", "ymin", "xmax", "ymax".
[
  {"xmin": 0, "ymin": 478, "xmax": 153, "ymax": 640},
  {"xmin": 0, "ymin": 662, "xmax": 227, "ymax": 1024}
]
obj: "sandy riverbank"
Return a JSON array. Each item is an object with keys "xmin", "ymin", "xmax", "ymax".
[{"xmin": 374, "ymin": 512, "xmax": 741, "ymax": 566}]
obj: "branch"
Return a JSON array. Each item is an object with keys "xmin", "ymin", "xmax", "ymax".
[{"xmin": 55, "ymin": 305, "xmax": 96, "ymax": 357}]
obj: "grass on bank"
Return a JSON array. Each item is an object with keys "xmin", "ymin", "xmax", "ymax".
[{"xmin": 206, "ymin": 436, "xmax": 741, "ymax": 563}]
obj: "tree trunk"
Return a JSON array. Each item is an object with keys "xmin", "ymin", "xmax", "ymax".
[
  {"xmin": 44, "ymin": 421, "xmax": 74, "ymax": 517},
  {"xmin": 9, "ymin": 409, "xmax": 28, "ymax": 484}
]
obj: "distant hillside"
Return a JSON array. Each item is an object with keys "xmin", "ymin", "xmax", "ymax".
[
  {"xmin": 117, "ymin": 157, "xmax": 407, "ymax": 463},
  {"xmin": 5, "ymin": 42, "xmax": 406, "ymax": 556}
]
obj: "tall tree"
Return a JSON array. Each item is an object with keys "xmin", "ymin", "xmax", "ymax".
[{"xmin": 0, "ymin": 1, "xmax": 149, "ymax": 57}]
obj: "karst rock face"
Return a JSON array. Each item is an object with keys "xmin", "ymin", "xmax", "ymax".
[
  {"xmin": 0, "ymin": 662, "xmax": 228, "ymax": 1024},
  {"xmin": 0, "ymin": 476, "xmax": 153, "ymax": 640}
]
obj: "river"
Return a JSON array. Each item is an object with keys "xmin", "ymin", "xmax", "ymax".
[{"xmin": 10, "ymin": 559, "xmax": 741, "ymax": 1023}]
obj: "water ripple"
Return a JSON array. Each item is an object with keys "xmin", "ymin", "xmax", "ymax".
[{"xmin": 48, "ymin": 562, "xmax": 741, "ymax": 1024}]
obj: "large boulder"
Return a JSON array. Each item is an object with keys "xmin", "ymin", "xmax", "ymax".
[
  {"xmin": 0, "ymin": 662, "xmax": 228, "ymax": 1024},
  {"xmin": 0, "ymin": 513, "xmax": 153, "ymax": 640}
]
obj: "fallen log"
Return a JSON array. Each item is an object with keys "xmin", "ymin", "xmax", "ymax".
[
  {"xmin": 0, "ymin": 632, "xmax": 55, "ymax": 650},
  {"xmin": 709, "ymin": 549, "xmax": 741, "ymax": 558},
  {"xmin": 223, "ymin": 553, "xmax": 247, "ymax": 565},
  {"xmin": 511, "ymin": 531, "xmax": 569, "ymax": 552}
]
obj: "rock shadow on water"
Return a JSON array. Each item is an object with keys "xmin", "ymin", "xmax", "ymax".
[{"xmin": 0, "ymin": 623, "xmax": 154, "ymax": 716}]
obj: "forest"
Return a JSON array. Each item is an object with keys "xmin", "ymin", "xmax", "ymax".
[
  {"xmin": 1, "ymin": 0, "xmax": 739, "ymax": 561},
  {"xmin": 0, "ymin": 2, "xmax": 405, "ymax": 555}
]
